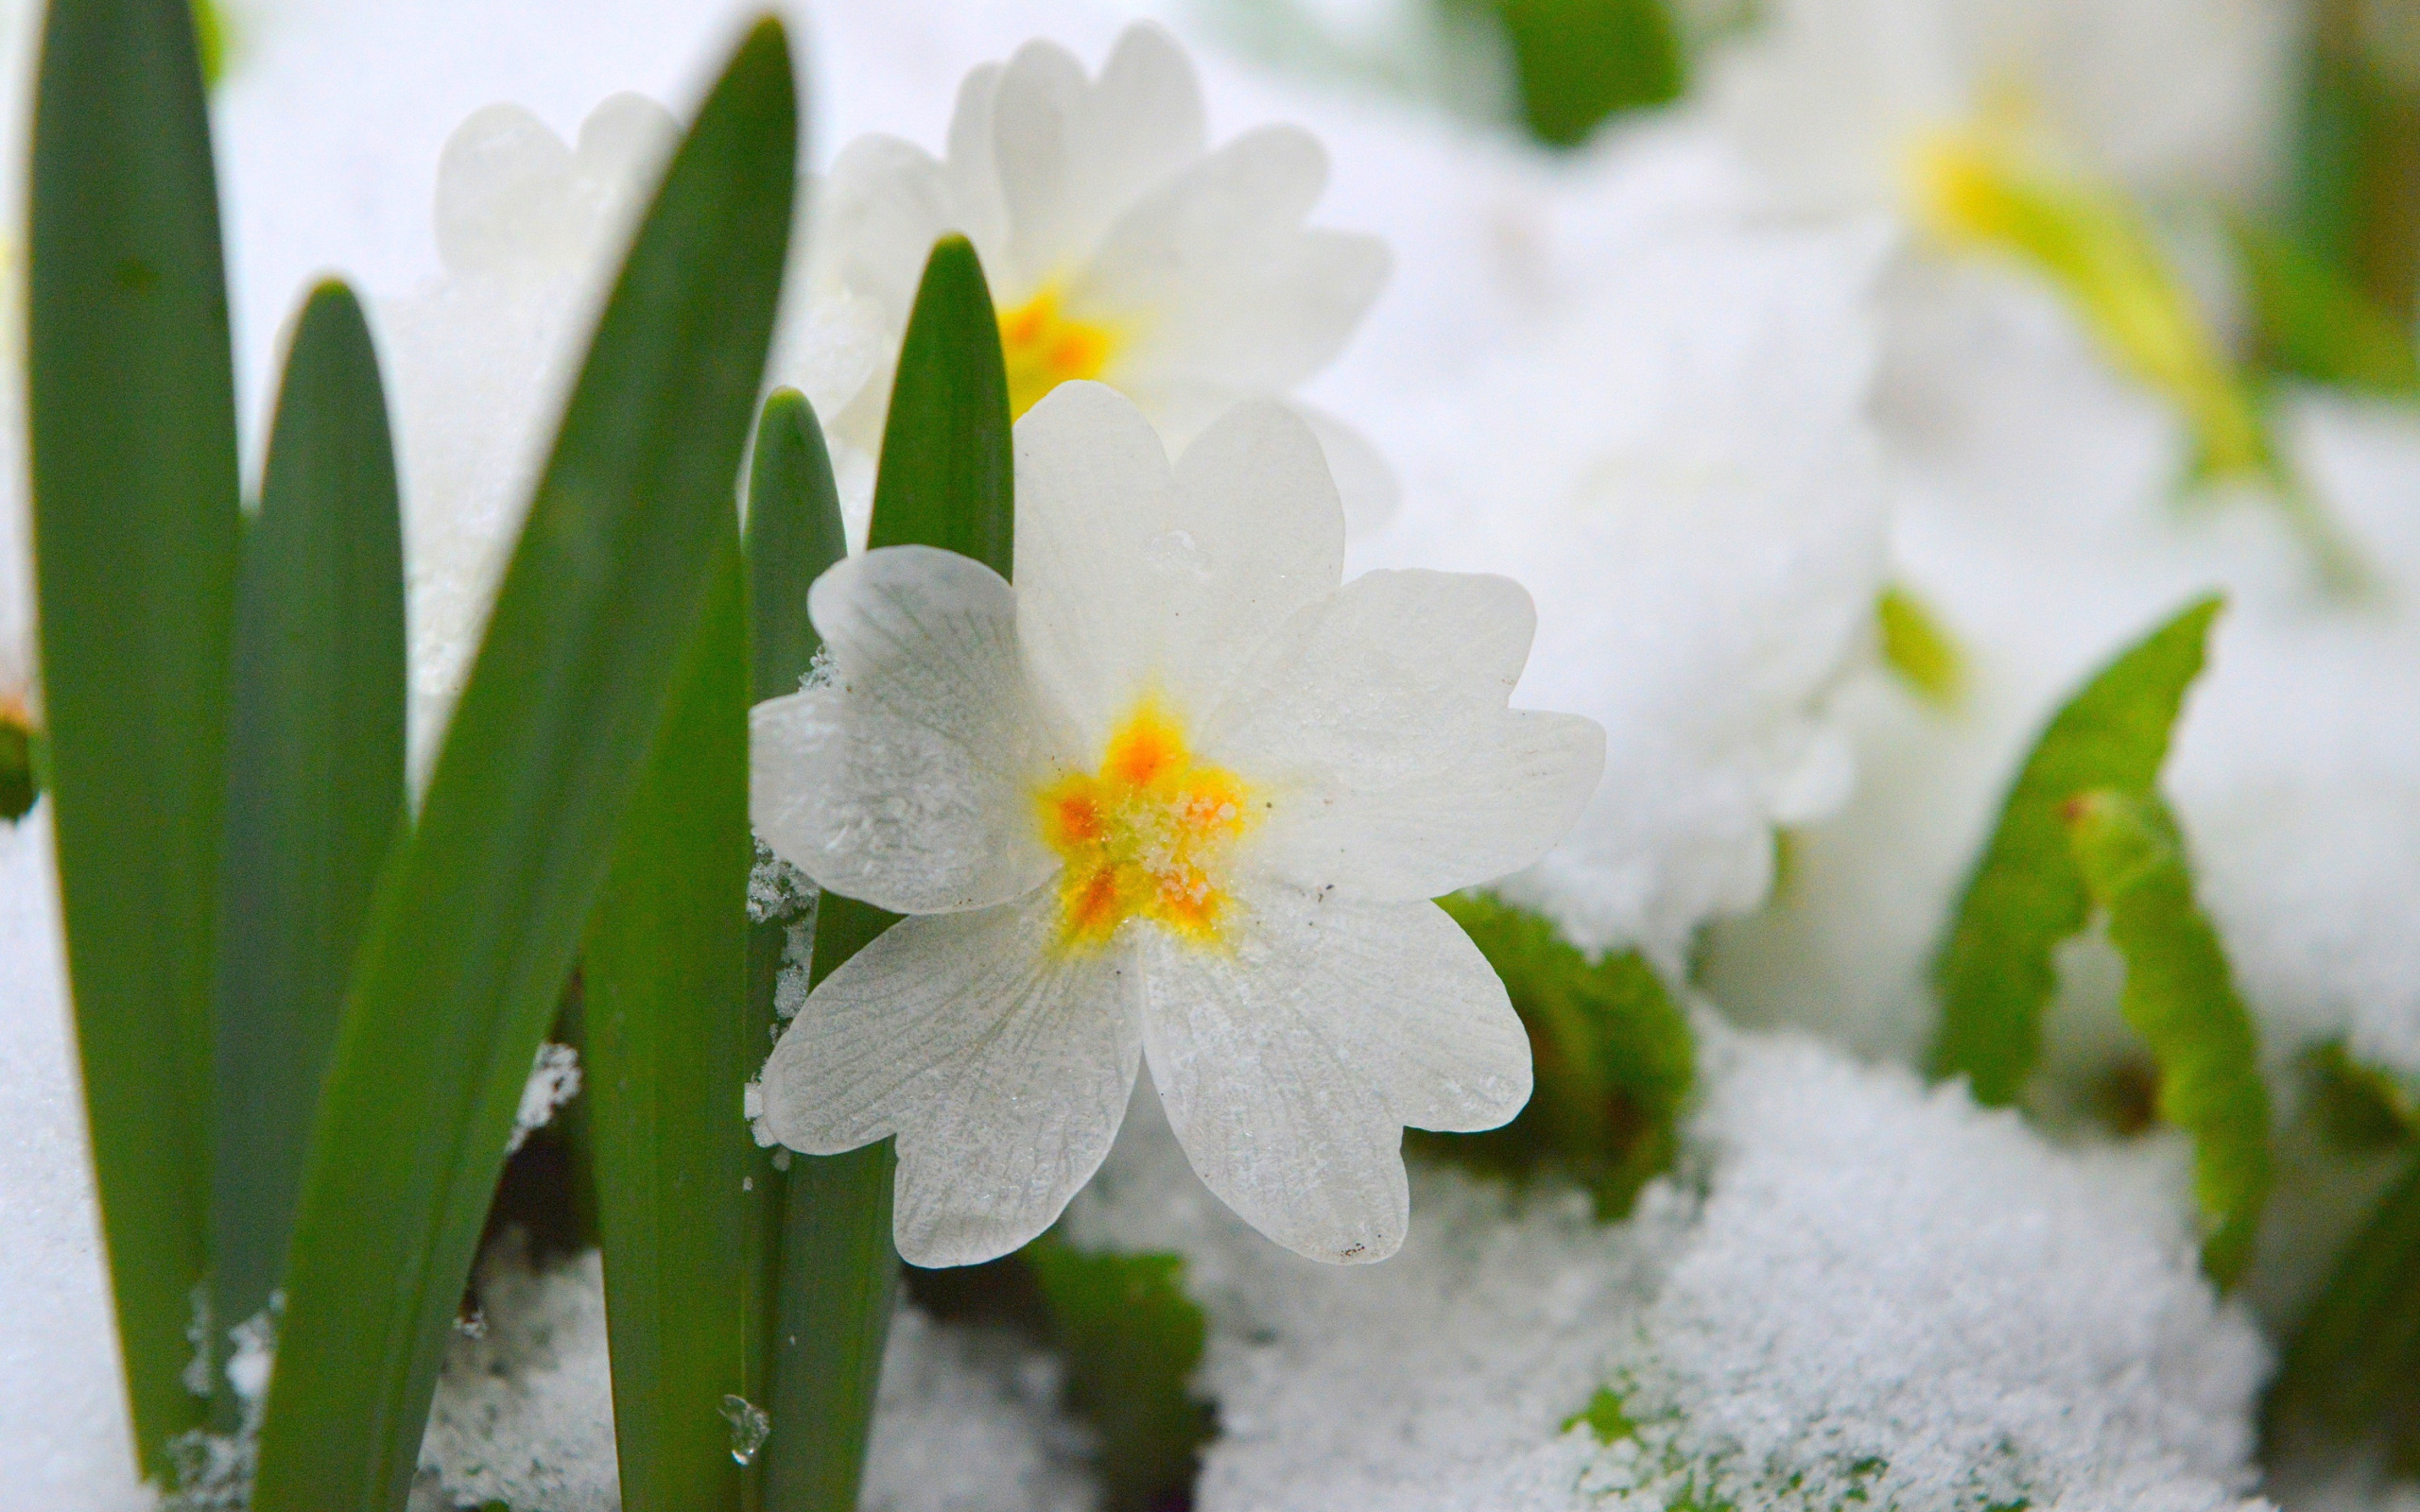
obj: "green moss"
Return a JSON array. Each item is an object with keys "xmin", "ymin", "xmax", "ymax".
[
  {"xmin": 1564, "ymin": 1385, "xmax": 1638, "ymax": 1445},
  {"xmin": 1024, "ymin": 1236, "xmax": 1216, "ymax": 1512}
]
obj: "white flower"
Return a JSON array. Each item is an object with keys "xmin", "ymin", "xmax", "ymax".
[
  {"xmin": 778, "ymin": 23, "xmax": 1395, "ymax": 537},
  {"xmin": 1358, "ymin": 222, "xmax": 1893, "ymax": 967},
  {"xmin": 748, "ymin": 382, "xmax": 1602, "ymax": 1267},
  {"xmin": 374, "ymin": 93, "xmax": 678, "ymax": 787},
  {"xmin": 1707, "ymin": 0, "xmax": 2294, "ymax": 219}
]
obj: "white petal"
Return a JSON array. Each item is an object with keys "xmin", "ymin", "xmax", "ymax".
[
  {"xmin": 1205, "ymin": 570, "xmax": 1604, "ymax": 902},
  {"xmin": 1077, "ymin": 127, "xmax": 1389, "ymax": 392},
  {"xmin": 813, "ymin": 134, "xmax": 963, "ymax": 331},
  {"xmin": 986, "ymin": 40, "xmax": 1093, "ymax": 288},
  {"xmin": 761, "ymin": 889, "xmax": 1142, "ymax": 1268},
  {"xmin": 1013, "ymin": 386, "xmax": 1344, "ymax": 751},
  {"xmin": 1139, "ymin": 883, "xmax": 1531, "ymax": 1263},
  {"xmin": 750, "ymin": 546, "xmax": 1063, "ymax": 914},
  {"xmin": 1289, "ymin": 402, "xmax": 1399, "ymax": 536}
]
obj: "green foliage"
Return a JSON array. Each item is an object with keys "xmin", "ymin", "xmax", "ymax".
[
  {"xmin": 251, "ymin": 26, "xmax": 799, "ymax": 1507},
  {"xmin": 1564, "ymin": 1385, "xmax": 1639, "ymax": 1446},
  {"xmin": 2286, "ymin": 0, "xmax": 2420, "ymax": 327},
  {"xmin": 868, "ymin": 234, "xmax": 1013, "ymax": 573},
  {"xmin": 1877, "ymin": 583, "xmax": 1965, "ymax": 708},
  {"xmin": 1026, "ymin": 1236, "xmax": 1217, "ymax": 1512},
  {"xmin": 191, "ymin": 0, "xmax": 228, "ymax": 83},
  {"xmin": 583, "ymin": 528, "xmax": 765, "ymax": 1510},
  {"xmin": 765, "ymin": 233, "xmax": 1015, "ymax": 1510},
  {"xmin": 2267, "ymin": 1154, "xmax": 2420, "ymax": 1468},
  {"xmin": 1420, "ymin": 892, "xmax": 1694, "ymax": 1220},
  {"xmin": 1930, "ymin": 596, "xmax": 2221, "ymax": 1108},
  {"xmin": 0, "ymin": 717, "xmax": 37, "ymax": 821},
  {"xmin": 211, "ymin": 283, "xmax": 407, "ymax": 1402},
  {"xmin": 1488, "ymin": 0, "xmax": 1683, "ymax": 146},
  {"xmin": 27, "ymin": 0, "xmax": 239, "ymax": 1464},
  {"xmin": 747, "ymin": 389, "xmax": 847, "ymax": 702},
  {"xmin": 2063, "ymin": 789, "xmax": 2272, "ymax": 1286},
  {"xmin": 2306, "ymin": 1040, "xmax": 2420, "ymax": 1153},
  {"xmin": 2236, "ymin": 218, "xmax": 2420, "ymax": 396}
]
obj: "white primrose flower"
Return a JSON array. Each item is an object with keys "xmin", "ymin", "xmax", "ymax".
[
  {"xmin": 778, "ymin": 23, "xmax": 1395, "ymax": 536},
  {"xmin": 748, "ymin": 382, "xmax": 1603, "ymax": 1268}
]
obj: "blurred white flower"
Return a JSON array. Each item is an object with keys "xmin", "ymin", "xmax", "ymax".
[
  {"xmin": 1361, "ymin": 222, "xmax": 1894, "ymax": 967},
  {"xmin": 778, "ymin": 23, "xmax": 1395, "ymax": 535},
  {"xmin": 374, "ymin": 93, "xmax": 678, "ymax": 786},
  {"xmin": 749, "ymin": 382, "xmax": 1601, "ymax": 1267}
]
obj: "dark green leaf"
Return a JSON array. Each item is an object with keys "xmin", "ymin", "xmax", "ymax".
[
  {"xmin": 1562, "ymin": 1385, "xmax": 1638, "ymax": 1446},
  {"xmin": 1489, "ymin": 0, "xmax": 1683, "ymax": 146},
  {"xmin": 1877, "ymin": 582, "xmax": 1963, "ymax": 708},
  {"xmin": 1025, "ymin": 1236, "xmax": 1215, "ymax": 1512},
  {"xmin": 584, "ymin": 526, "xmax": 764, "ymax": 1509},
  {"xmin": 2305, "ymin": 1040, "xmax": 2420, "ymax": 1153},
  {"xmin": 764, "ymin": 231, "xmax": 1014, "ymax": 1511},
  {"xmin": 28, "ymin": 0, "xmax": 239, "ymax": 1464},
  {"xmin": 867, "ymin": 234, "xmax": 1012, "ymax": 576},
  {"xmin": 0, "ymin": 716, "xmax": 35, "ymax": 821},
  {"xmin": 2064, "ymin": 789, "xmax": 2272, "ymax": 1286},
  {"xmin": 748, "ymin": 388, "xmax": 847, "ymax": 703},
  {"xmin": 2267, "ymin": 1155, "xmax": 2420, "ymax": 1459},
  {"xmin": 2283, "ymin": 7, "xmax": 2420, "ymax": 328},
  {"xmin": 1417, "ymin": 892, "xmax": 1694, "ymax": 1220},
  {"xmin": 251, "ymin": 25, "xmax": 799, "ymax": 1508},
  {"xmin": 210, "ymin": 283, "xmax": 407, "ymax": 1398},
  {"xmin": 2236, "ymin": 218, "xmax": 2420, "ymax": 396},
  {"xmin": 1930, "ymin": 596, "xmax": 2221, "ymax": 1107}
]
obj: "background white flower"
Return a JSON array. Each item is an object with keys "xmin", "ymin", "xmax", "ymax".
[
  {"xmin": 749, "ymin": 381, "xmax": 1602, "ymax": 1267},
  {"xmin": 777, "ymin": 23, "xmax": 1396, "ymax": 537}
]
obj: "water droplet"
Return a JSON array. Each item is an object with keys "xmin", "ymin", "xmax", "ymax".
[{"xmin": 720, "ymin": 1394, "xmax": 771, "ymax": 1466}]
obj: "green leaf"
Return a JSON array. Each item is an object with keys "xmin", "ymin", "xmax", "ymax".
[
  {"xmin": 583, "ymin": 525, "xmax": 761, "ymax": 1509},
  {"xmin": 1562, "ymin": 1385, "xmax": 1638, "ymax": 1446},
  {"xmin": 1877, "ymin": 582, "xmax": 1964, "ymax": 708},
  {"xmin": 1417, "ymin": 892, "xmax": 1694, "ymax": 1221},
  {"xmin": 2063, "ymin": 789, "xmax": 2272, "ymax": 1286},
  {"xmin": 28, "ymin": 0, "xmax": 240, "ymax": 1465},
  {"xmin": 1929, "ymin": 596, "xmax": 2222, "ymax": 1107},
  {"xmin": 210, "ymin": 283, "xmax": 407, "ymax": 1393},
  {"xmin": 763, "ymin": 232, "xmax": 1014, "ymax": 1511},
  {"xmin": 747, "ymin": 389, "xmax": 848, "ymax": 703},
  {"xmin": 2235, "ymin": 218, "xmax": 2420, "ymax": 396},
  {"xmin": 1025, "ymin": 1236, "xmax": 1216, "ymax": 1512},
  {"xmin": 2266, "ymin": 1154, "xmax": 2420, "ymax": 1460},
  {"xmin": 2283, "ymin": 10, "xmax": 2420, "ymax": 328},
  {"xmin": 1488, "ymin": 0, "xmax": 1682, "ymax": 146},
  {"xmin": 2304, "ymin": 1040, "xmax": 2420, "ymax": 1153},
  {"xmin": 251, "ymin": 25, "xmax": 798, "ymax": 1509},
  {"xmin": 867, "ymin": 234, "xmax": 1013, "ymax": 575},
  {"xmin": 0, "ymin": 716, "xmax": 36, "ymax": 822}
]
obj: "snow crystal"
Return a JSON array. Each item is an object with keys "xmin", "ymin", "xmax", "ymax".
[
  {"xmin": 0, "ymin": 804, "xmax": 154, "ymax": 1510},
  {"xmin": 1063, "ymin": 1023, "xmax": 2270, "ymax": 1512},
  {"xmin": 509, "ymin": 1042, "xmax": 583, "ymax": 1155},
  {"xmin": 859, "ymin": 1305, "xmax": 1099, "ymax": 1512},
  {"xmin": 748, "ymin": 839, "xmax": 819, "ymax": 926}
]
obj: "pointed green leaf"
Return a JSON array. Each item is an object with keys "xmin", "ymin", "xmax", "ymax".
[
  {"xmin": 2064, "ymin": 788, "xmax": 2271, "ymax": 1285},
  {"xmin": 251, "ymin": 25, "xmax": 799, "ymax": 1509},
  {"xmin": 28, "ymin": 0, "xmax": 239, "ymax": 1465},
  {"xmin": 0, "ymin": 717, "xmax": 36, "ymax": 821},
  {"xmin": 211, "ymin": 282, "xmax": 407, "ymax": 1390},
  {"xmin": 2236, "ymin": 219, "xmax": 2420, "ymax": 397},
  {"xmin": 748, "ymin": 389, "xmax": 848, "ymax": 703},
  {"xmin": 1025, "ymin": 1236, "xmax": 1215, "ymax": 1512},
  {"xmin": 2267, "ymin": 1155, "xmax": 2420, "ymax": 1457},
  {"xmin": 1417, "ymin": 892, "xmax": 1693, "ymax": 1221},
  {"xmin": 866, "ymin": 233, "xmax": 1013, "ymax": 576},
  {"xmin": 1930, "ymin": 596, "xmax": 2222, "ymax": 1107},
  {"xmin": 2305, "ymin": 1040, "xmax": 2420, "ymax": 1153},
  {"xmin": 765, "ymin": 232, "xmax": 1014, "ymax": 1512},
  {"xmin": 585, "ymin": 526, "xmax": 760, "ymax": 1510}
]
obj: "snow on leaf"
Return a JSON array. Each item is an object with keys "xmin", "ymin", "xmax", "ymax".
[
  {"xmin": 1420, "ymin": 891, "xmax": 1693, "ymax": 1220},
  {"xmin": 2064, "ymin": 787, "xmax": 2272, "ymax": 1287},
  {"xmin": 1930, "ymin": 595, "xmax": 2222, "ymax": 1108}
]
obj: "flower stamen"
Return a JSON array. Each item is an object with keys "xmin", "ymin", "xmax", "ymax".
[{"xmin": 998, "ymin": 286, "xmax": 1117, "ymax": 420}]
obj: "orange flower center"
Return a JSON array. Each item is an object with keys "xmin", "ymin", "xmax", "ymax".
[
  {"xmin": 998, "ymin": 285, "xmax": 1116, "ymax": 420},
  {"xmin": 1035, "ymin": 702, "xmax": 1254, "ymax": 952}
]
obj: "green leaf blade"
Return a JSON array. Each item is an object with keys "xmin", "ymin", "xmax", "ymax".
[
  {"xmin": 763, "ymin": 232, "xmax": 1013, "ymax": 1512},
  {"xmin": 2267, "ymin": 1154, "xmax": 2420, "ymax": 1457},
  {"xmin": 251, "ymin": 25, "xmax": 800, "ymax": 1509},
  {"xmin": 1929, "ymin": 595, "xmax": 2222, "ymax": 1107},
  {"xmin": 1493, "ymin": 0, "xmax": 1683, "ymax": 147},
  {"xmin": 2064, "ymin": 789, "xmax": 2272, "ymax": 1286},
  {"xmin": 585, "ymin": 528, "xmax": 759, "ymax": 1510},
  {"xmin": 27, "ymin": 0, "xmax": 240, "ymax": 1465},
  {"xmin": 748, "ymin": 389, "xmax": 847, "ymax": 703},
  {"xmin": 211, "ymin": 282, "xmax": 408, "ymax": 1378}
]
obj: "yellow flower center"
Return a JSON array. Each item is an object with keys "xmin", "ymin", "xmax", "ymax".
[
  {"xmin": 1035, "ymin": 702, "xmax": 1255, "ymax": 953},
  {"xmin": 998, "ymin": 286, "xmax": 1117, "ymax": 421}
]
